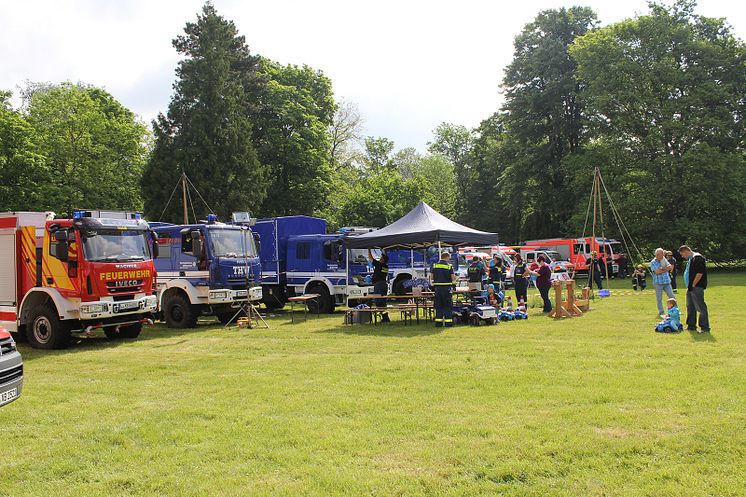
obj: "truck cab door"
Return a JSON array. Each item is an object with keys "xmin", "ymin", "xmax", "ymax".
[
  {"xmin": 322, "ymin": 240, "xmax": 342, "ymax": 272},
  {"xmin": 43, "ymin": 227, "xmax": 78, "ymax": 296},
  {"xmin": 179, "ymin": 229, "xmax": 204, "ymax": 273}
]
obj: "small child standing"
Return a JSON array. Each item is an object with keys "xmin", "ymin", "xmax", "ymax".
[{"xmin": 655, "ymin": 297, "xmax": 683, "ymax": 332}]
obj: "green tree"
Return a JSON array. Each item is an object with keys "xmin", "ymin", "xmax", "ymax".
[
  {"xmin": 0, "ymin": 91, "xmax": 49, "ymax": 210},
  {"xmin": 427, "ymin": 123, "xmax": 474, "ymax": 220},
  {"xmin": 499, "ymin": 7, "xmax": 598, "ymax": 239},
  {"xmin": 392, "ymin": 147, "xmax": 422, "ymax": 179},
  {"xmin": 337, "ymin": 170, "xmax": 425, "ymax": 228},
  {"xmin": 25, "ymin": 82, "xmax": 149, "ymax": 212},
  {"xmin": 409, "ymin": 155, "xmax": 457, "ymax": 219},
  {"xmin": 363, "ymin": 136, "xmax": 395, "ymax": 171},
  {"xmin": 251, "ymin": 58, "xmax": 335, "ymax": 217},
  {"xmin": 142, "ymin": 2, "xmax": 267, "ymax": 222},
  {"xmin": 570, "ymin": 0, "xmax": 746, "ymax": 258},
  {"xmin": 329, "ymin": 98, "xmax": 364, "ymax": 170}
]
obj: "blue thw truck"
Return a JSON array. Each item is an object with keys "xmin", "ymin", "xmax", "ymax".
[
  {"xmin": 151, "ymin": 219, "xmax": 262, "ymax": 327},
  {"xmin": 252, "ymin": 216, "xmax": 378, "ymax": 313}
]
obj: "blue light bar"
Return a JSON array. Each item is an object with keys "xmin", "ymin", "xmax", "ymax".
[{"xmin": 207, "ymin": 214, "xmax": 218, "ymax": 223}]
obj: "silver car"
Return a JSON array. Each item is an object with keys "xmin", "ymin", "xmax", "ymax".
[{"xmin": 0, "ymin": 328, "xmax": 23, "ymax": 407}]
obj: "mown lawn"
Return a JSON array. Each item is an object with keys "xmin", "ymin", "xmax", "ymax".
[{"xmin": 1, "ymin": 274, "xmax": 745, "ymax": 497}]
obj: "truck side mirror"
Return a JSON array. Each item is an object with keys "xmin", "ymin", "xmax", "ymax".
[
  {"xmin": 253, "ymin": 232, "xmax": 261, "ymax": 254},
  {"xmin": 191, "ymin": 230, "xmax": 203, "ymax": 257}
]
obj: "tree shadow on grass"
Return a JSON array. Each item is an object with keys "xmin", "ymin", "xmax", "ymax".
[
  {"xmin": 314, "ymin": 321, "xmax": 444, "ymax": 338},
  {"xmin": 17, "ymin": 321, "xmax": 218, "ymax": 361}
]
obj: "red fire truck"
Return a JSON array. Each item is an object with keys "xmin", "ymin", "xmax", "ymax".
[
  {"xmin": 523, "ymin": 237, "xmax": 625, "ymax": 275},
  {"xmin": 0, "ymin": 211, "xmax": 158, "ymax": 349}
]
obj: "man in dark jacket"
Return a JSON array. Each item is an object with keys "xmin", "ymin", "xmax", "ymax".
[
  {"xmin": 587, "ymin": 251, "xmax": 604, "ymax": 290},
  {"xmin": 368, "ymin": 249, "xmax": 390, "ymax": 322},
  {"xmin": 466, "ymin": 256, "xmax": 485, "ymax": 292},
  {"xmin": 679, "ymin": 245, "xmax": 709, "ymax": 333}
]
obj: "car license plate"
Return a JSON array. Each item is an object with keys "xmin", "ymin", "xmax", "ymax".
[
  {"xmin": 0, "ymin": 387, "xmax": 17, "ymax": 406},
  {"xmin": 115, "ymin": 301, "xmax": 140, "ymax": 312}
]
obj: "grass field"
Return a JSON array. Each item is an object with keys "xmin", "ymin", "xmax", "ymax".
[{"xmin": 2, "ymin": 274, "xmax": 745, "ymax": 497}]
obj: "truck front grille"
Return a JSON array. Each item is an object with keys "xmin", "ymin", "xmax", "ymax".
[
  {"xmin": 0, "ymin": 365, "xmax": 22, "ymax": 385},
  {"xmin": 0, "ymin": 338, "xmax": 14, "ymax": 355},
  {"xmin": 107, "ymin": 280, "xmax": 143, "ymax": 294}
]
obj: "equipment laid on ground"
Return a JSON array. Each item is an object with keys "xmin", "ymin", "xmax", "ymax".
[
  {"xmin": 150, "ymin": 217, "xmax": 262, "ymax": 328},
  {"xmin": 0, "ymin": 211, "xmax": 158, "ymax": 349}
]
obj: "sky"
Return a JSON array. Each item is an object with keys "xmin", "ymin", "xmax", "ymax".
[{"xmin": 1, "ymin": 0, "xmax": 744, "ymax": 152}]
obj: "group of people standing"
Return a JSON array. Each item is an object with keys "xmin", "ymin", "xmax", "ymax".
[
  {"xmin": 651, "ymin": 245, "xmax": 710, "ymax": 333},
  {"xmin": 371, "ymin": 244, "xmax": 710, "ymax": 333},
  {"xmin": 465, "ymin": 253, "xmax": 551, "ymax": 313}
]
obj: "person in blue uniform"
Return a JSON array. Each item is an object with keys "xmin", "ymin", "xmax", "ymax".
[
  {"xmin": 431, "ymin": 251, "xmax": 456, "ymax": 328},
  {"xmin": 466, "ymin": 256, "xmax": 485, "ymax": 292},
  {"xmin": 489, "ymin": 254, "xmax": 506, "ymax": 291},
  {"xmin": 512, "ymin": 254, "xmax": 529, "ymax": 308},
  {"xmin": 587, "ymin": 251, "xmax": 604, "ymax": 290},
  {"xmin": 368, "ymin": 249, "xmax": 390, "ymax": 323}
]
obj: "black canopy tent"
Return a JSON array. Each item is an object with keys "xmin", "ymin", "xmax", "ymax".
[{"xmin": 344, "ymin": 201, "xmax": 498, "ymax": 249}]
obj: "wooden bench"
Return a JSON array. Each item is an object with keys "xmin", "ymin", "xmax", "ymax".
[{"xmin": 287, "ymin": 293, "xmax": 320, "ymax": 323}]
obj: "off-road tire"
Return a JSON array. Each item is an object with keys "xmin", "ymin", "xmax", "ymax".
[{"xmin": 26, "ymin": 304, "xmax": 71, "ymax": 349}]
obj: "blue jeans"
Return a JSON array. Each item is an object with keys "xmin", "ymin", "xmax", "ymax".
[{"xmin": 654, "ymin": 283, "xmax": 675, "ymax": 315}]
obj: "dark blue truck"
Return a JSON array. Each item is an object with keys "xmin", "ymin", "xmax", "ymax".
[
  {"xmin": 151, "ymin": 220, "xmax": 262, "ymax": 327},
  {"xmin": 252, "ymin": 216, "xmax": 377, "ymax": 312}
]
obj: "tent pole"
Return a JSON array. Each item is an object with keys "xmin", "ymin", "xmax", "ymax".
[
  {"xmin": 345, "ymin": 247, "xmax": 350, "ymax": 306},
  {"xmin": 410, "ymin": 248, "xmax": 414, "ymax": 279}
]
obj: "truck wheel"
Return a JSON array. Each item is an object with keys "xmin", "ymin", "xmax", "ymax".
[
  {"xmin": 392, "ymin": 277, "xmax": 409, "ymax": 296},
  {"xmin": 262, "ymin": 287, "xmax": 287, "ymax": 310},
  {"xmin": 105, "ymin": 323, "xmax": 142, "ymax": 339},
  {"xmin": 307, "ymin": 285, "xmax": 334, "ymax": 314},
  {"xmin": 164, "ymin": 293, "xmax": 197, "ymax": 328},
  {"xmin": 26, "ymin": 305, "xmax": 71, "ymax": 349}
]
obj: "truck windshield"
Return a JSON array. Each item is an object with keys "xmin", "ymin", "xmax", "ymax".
[
  {"xmin": 349, "ymin": 248, "xmax": 379, "ymax": 265},
  {"xmin": 81, "ymin": 229, "xmax": 151, "ymax": 262},
  {"xmin": 607, "ymin": 242, "xmax": 624, "ymax": 256},
  {"xmin": 209, "ymin": 229, "xmax": 257, "ymax": 258},
  {"xmin": 544, "ymin": 251, "xmax": 565, "ymax": 261}
]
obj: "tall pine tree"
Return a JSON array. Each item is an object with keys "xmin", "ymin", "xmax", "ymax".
[
  {"xmin": 499, "ymin": 7, "xmax": 597, "ymax": 239},
  {"xmin": 142, "ymin": 2, "xmax": 268, "ymax": 222}
]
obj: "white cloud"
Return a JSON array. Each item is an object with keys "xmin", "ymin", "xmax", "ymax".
[{"xmin": 1, "ymin": 0, "xmax": 744, "ymax": 150}]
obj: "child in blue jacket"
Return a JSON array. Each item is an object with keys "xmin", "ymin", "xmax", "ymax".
[{"xmin": 655, "ymin": 297, "xmax": 683, "ymax": 332}]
